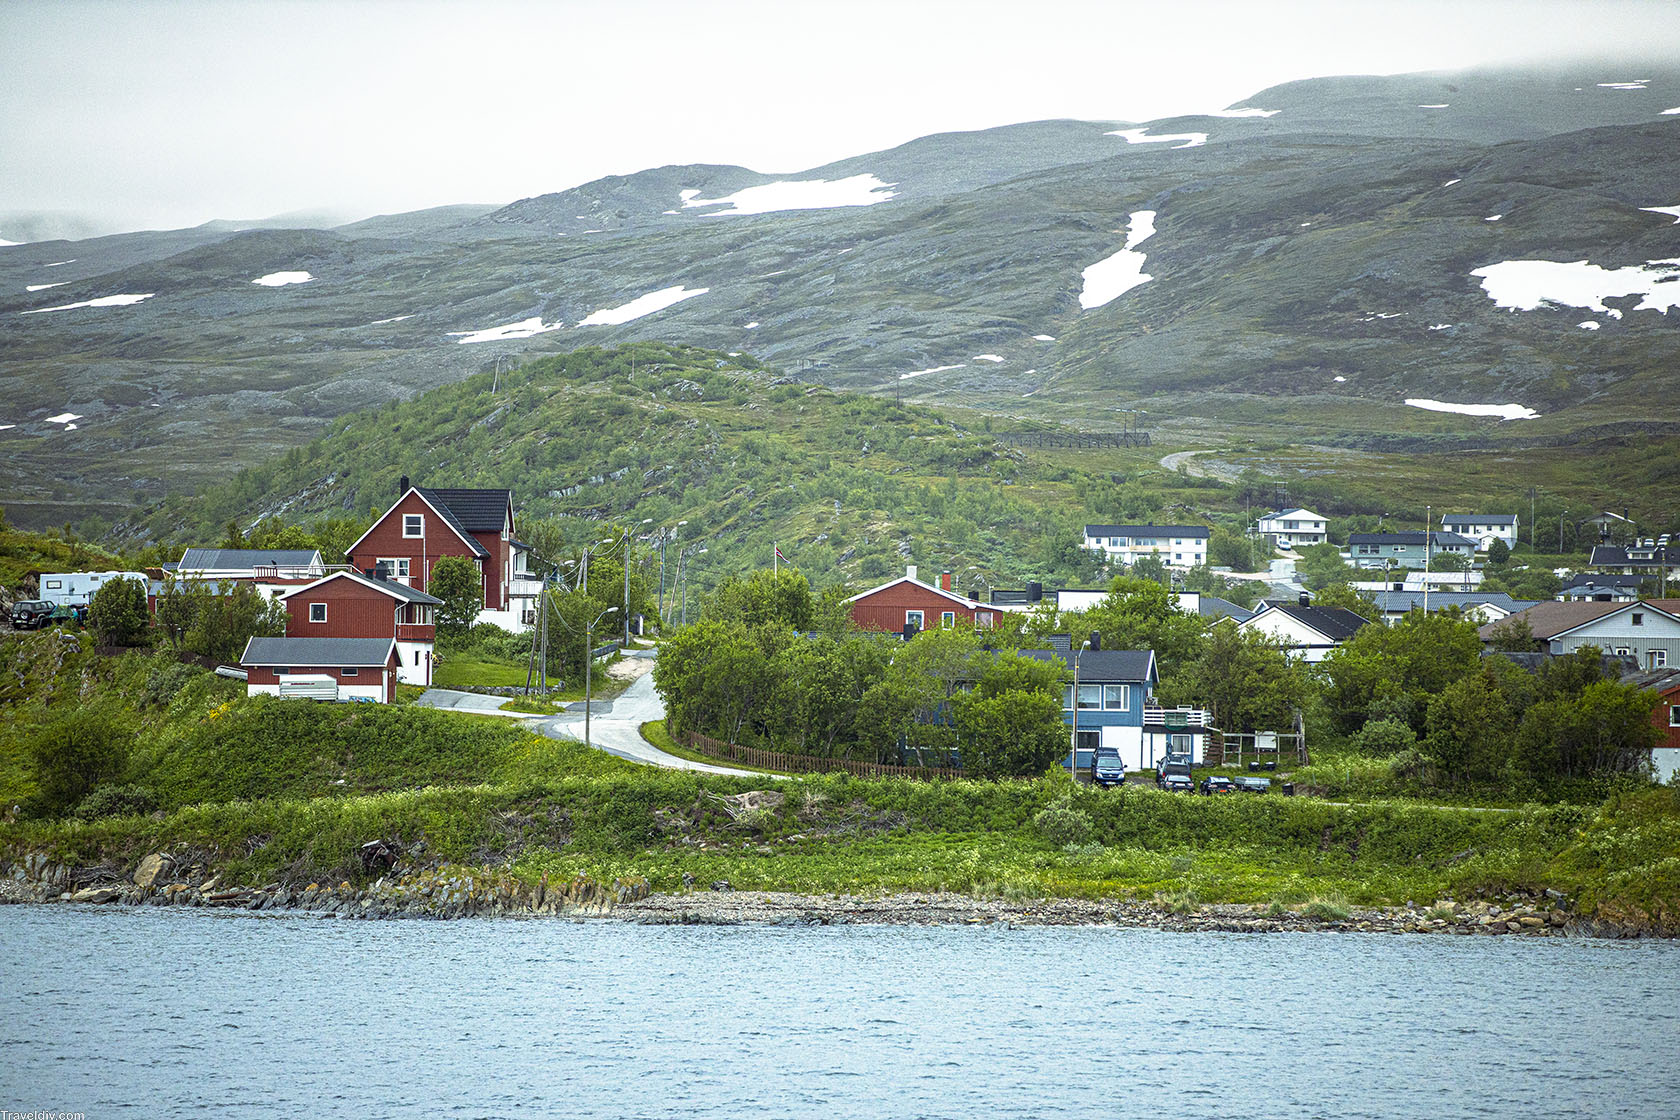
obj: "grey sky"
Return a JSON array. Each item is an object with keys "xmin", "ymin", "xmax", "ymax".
[{"xmin": 1, "ymin": 0, "xmax": 1675, "ymax": 234}]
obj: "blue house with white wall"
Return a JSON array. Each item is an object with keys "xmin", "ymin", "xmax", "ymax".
[{"xmin": 1018, "ymin": 645, "xmax": 1213, "ymax": 772}]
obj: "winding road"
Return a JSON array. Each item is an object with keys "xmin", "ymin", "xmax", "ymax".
[{"xmin": 535, "ymin": 652, "xmax": 765, "ymax": 777}]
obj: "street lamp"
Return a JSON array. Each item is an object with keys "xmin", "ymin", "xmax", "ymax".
[
  {"xmin": 1069, "ymin": 639, "xmax": 1091, "ymax": 785},
  {"xmin": 584, "ymin": 606, "xmax": 619, "ymax": 751},
  {"xmin": 1559, "ymin": 510, "xmax": 1568, "ymax": 555}
]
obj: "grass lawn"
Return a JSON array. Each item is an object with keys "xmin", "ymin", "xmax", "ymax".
[{"xmin": 433, "ymin": 655, "xmax": 558, "ymax": 691}]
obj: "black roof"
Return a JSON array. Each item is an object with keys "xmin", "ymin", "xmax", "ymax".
[
  {"xmin": 241, "ymin": 637, "xmax": 396, "ymax": 666},
  {"xmin": 1561, "ymin": 573, "xmax": 1645, "ymax": 589},
  {"xmin": 1085, "ymin": 524, "xmax": 1210, "ymax": 538},
  {"xmin": 417, "ymin": 487, "xmax": 512, "ymax": 534},
  {"xmin": 1590, "ymin": 544, "xmax": 1680, "ymax": 568},
  {"xmin": 1254, "ymin": 601, "xmax": 1372, "ymax": 641},
  {"xmin": 1198, "ymin": 596, "xmax": 1254, "ymax": 623},
  {"xmin": 1348, "ymin": 531, "xmax": 1477, "ymax": 547},
  {"xmin": 1018, "ymin": 648, "xmax": 1156, "ymax": 682}
]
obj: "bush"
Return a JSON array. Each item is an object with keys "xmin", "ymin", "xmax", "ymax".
[
  {"xmin": 143, "ymin": 660, "xmax": 198, "ymax": 709},
  {"xmin": 1351, "ymin": 717, "xmax": 1417, "ymax": 757},
  {"xmin": 1032, "ymin": 793, "xmax": 1093, "ymax": 847},
  {"xmin": 87, "ymin": 576, "xmax": 150, "ymax": 647},
  {"xmin": 75, "ymin": 783, "xmax": 158, "ymax": 820},
  {"xmin": 26, "ymin": 707, "xmax": 133, "ymax": 817}
]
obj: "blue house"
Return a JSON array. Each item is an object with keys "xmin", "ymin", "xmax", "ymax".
[
  {"xmin": 1348, "ymin": 531, "xmax": 1477, "ymax": 569},
  {"xmin": 1018, "ymin": 647, "xmax": 1213, "ymax": 772}
]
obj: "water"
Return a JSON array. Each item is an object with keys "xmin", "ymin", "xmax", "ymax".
[{"xmin": 2, "ymin": 907, "xmax": 1677, "ymax": 1119}]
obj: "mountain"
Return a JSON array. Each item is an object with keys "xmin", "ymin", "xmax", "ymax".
[{"xmin": 2, "ymin": 65, "xmax": 1678, "ymax": 531}]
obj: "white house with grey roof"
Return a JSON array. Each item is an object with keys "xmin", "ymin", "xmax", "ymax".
[
  {"xmin": 1254, "ymin": 508, "xmax": 1327, "ymax": 548},
  {"xmin": 1441, "ymin": 514, "xmax": 1518, "ymax": 551},
  {"xmin": 1083, "ymin": 524, "xmax": 1210, "ymax": 569}
]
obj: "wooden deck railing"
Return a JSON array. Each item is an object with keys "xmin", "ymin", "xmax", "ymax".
[{"xmin": 679, "ymin": 731, "xmax": 963, "ymax": 780}]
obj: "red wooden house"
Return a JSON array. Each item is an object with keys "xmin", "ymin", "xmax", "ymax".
[
  {"xmin": 345, "ymin": 477, "xmax": 535, "ymax": 630},
  {"xmin": 240, "ymin": 637, "xmax": 402, "ymax": 703},
  {"xmin": 845, "ymin": 566, "xmax": 1003, "ymax": 635},
  {"xmin": 277, "ymin": 570, "xmax": 441, "ymax": 686}
]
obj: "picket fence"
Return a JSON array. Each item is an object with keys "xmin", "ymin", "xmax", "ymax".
[{"xmin": 679, "ymin": 731, "xmax": 963, "ymax": 781}]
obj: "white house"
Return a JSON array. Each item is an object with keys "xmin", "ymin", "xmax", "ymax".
[
  {"xmin": 1237, "ymin": 597, "xmax": 1372, "ymax": 662},
  {"xmin": 1254, "ymin": 508, "xmax": 1327, "ymax": 549},
  {"xmin": 1441, "ymin": 514, "xmax": 1518, "ymax": 551},
  {"xmin": 1083, "ymin": 524, "xmax": 1210, "ymax": 569},
  {"xmin": 37, "ymin": 571, "xmax": 148, "ymax": 608},
  {"xmin": 1479, "ymin": 600, "xmax": 1680, "ymax": 672}
]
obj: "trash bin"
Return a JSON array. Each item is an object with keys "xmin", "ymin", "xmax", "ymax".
[{"xmin": 1281, "ymin": 782, "xmax": 1295, "ymax": 797}]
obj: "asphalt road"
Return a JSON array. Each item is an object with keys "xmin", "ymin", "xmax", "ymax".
[{"xmin": 537, "ymin": 655, "xmax": 768, "ymax": 778}]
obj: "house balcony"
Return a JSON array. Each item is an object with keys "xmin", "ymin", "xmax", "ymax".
[
  {"xmin": 509, "ymin": 576, "xmax": 545, "ymax": 599},
  {"xmin": 396, "ymin": 621, "xmax": 436, "ymax": 643},
  {"xmin": 1142, "ymin": 705, "xmax": 1214, "ymax": 730}
]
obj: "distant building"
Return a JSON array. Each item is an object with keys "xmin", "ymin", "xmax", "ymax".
[
  {"xmin": 240, "ymin": 637, "xmax": 402, "ymax": 704},
  {"xmin": 1478, "ymin": 600, "xmax": 1680, "ymax": 671},
  {"xmin": 846, "ymin": 566, "xmax": 1003, "ymax": 635},
  {"xmin": 1441, "ymin": 514, "xmax": 1518, "ymax": 551},
  {"xmin": 1366, "ymin": 590, "xmax": 1541, "ymax": 626},
  {"xmin": 1620, "ymin": 668, "xmax": 1680, "ymax": 784},
  {"xmin": 1083, "ymin": 524, "xmax": 1210, "ymax": 569},
  {"xmin": 1590, "ymin": 543, "xmax": 1680, "ymax": 580},
  {"xmin": 277, "ymin": 570, "xmax": 442, "ymax": 686},
  {"xmin": 1254, "ymin": 508, "xmax": 1327, "ymax": 549},
  {"xmin": 176, "ymin": 548, "xmax": 326, "ymax": 586},
  {"xmin": 1558, "ymin": 573, "xmax": 1644, "ymax": 602},
  {"xmin": 1347, "ymin": 531, "xmax": 1478, "ymax": 569},
  {"xmin": 1238, "ymin": 596, "xmax": 1372, "ymax": 662}
]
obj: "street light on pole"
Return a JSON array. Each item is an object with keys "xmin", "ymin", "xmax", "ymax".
[{"xmin": 1069, "ymin": 639, "xmax": 1091, "ymax": 785}]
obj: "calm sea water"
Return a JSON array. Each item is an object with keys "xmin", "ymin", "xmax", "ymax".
[{"xmin": 2, "ymin": 907, "xmax": 1677, "ymax": 1119}]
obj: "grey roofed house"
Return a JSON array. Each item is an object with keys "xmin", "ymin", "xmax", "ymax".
[
  {"xmin": 1084, "ymin": 523, "xmax": 1211, "ymax": 539},
  {"xmin": 178, "ymin": 548, "xmax": 324, "ymax": 572},
  {"xmin": 1198, "ymin": 595, "xmax": 1254, "ymax": 623},
  {"xmin": 1371, "ymin": 591, "xmax": 1541, "ymax": 616},
  {"xmin": 1590, "ymin": 544, "xmax": 1680, "ymax": 571},
  {"xmin": 1347, "ymin": 531, "xmax": 1479, "ymax": 549},
  {"xmin": 1252, "ymin": 600, "xmax": 1372, "ymax": 642},
  {"xmin": 1017, "ymin": 648, "xmax": 1158, "ymax": 683},
  {"xmin": 1475, "ymin": 600, "xmax": 1624, "ymax": 642},
  {"xmin": 408, "ymin": 488, "xmax": 490, "ymax": 558},
  {"xmin": 1559, "ymin": 573, "xmax": 1646, "ymax": 601},
  {"xmin": 1442, "ymin": 514, "xmax": 1517, "ymax": 528},
  {"xmin": 241, "ymin": 636, "xmax": 397, "ymax": 666}
]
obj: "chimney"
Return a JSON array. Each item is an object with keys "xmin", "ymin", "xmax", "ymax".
[
  {"xmin": 907, "ymin": 564, "xmax": 918, "ymax": 582},
  {"xmin": 1089, "ymin": 631, "xmax": 1101, "ymax": 652},
  {"xmin": 1299, "ymin": 592, "xmax": 1311, "ymax": 607},
  {"xmin": 399, "ymin": 475, "xmax": 410, "ymax": 495},
  {"xmin": 940, "ymin": 571, "xmax": 952, "ymax": 591},
  {"xmin": 1027, "ymin": 581, "xmax": 1043, "ymax": 602},
  {"xmin": 968, "ymin": 589, "xmax": 980, "ymax": 602}
]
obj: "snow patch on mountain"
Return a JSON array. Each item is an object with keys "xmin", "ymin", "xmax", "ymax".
[
  {"xmin": 1033, "ymin": 334, "xmax": 1056, "ymax": 341},
  {"xmin": 899, "ymin": 364, "xmax": 964, "ymax": 380},
  {"xmin": 26, "ymin": 282, "xmax": 67, "ymax": 292},
  {"xmin": 1080, "ymin": 210, "xmax": 1157, "ymax": 310},
  {"xmin": 448, "ymin": 317, "xmax": 563, "ymax": 344},
  {"xmin": 1107, "ymin": 127, "xmax": 1206, "ymax": 149},
  {"xmin": 973, "ymin": 354, "xmax": 1005, "ymax": 363},
  {"xmin": 21, "ymin": 293, "xmax": 154, "ymax": 314},
  {"xmin": 1641, "ymin": 205, "xmax": 1680, "ymax": 224},
  {"xmin": 1472, "ymin": 258, "xmax": 1680, "ymax": 318},
  {"xmin": 682, "ymin": 175, "xmax": 896, "ymax": 216},
  {"xmin": 578, "ymin": 285, "xmax": 708, "ymax": 326},
  {"xmin": 1405, "ymin": 399, "xmax": 1538, "ymax": 421},
  {"xmin": 1209, "ymin": 107, "xmax": 1278, "ymax": 118},
  {"xmin": 1598, "ymin": 80, "xmax": 1649, "ymax": 90},
  {"xmin": 252, "ymin": 271, "xmax": 313, "ymax": 287},
  {"xmin": 45, "ymin": 413, "xmax": 82, "ymax": 425}
]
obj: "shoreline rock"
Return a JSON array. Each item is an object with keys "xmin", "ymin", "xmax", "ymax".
[{"xmin": 1, "ymin": 850, "xmax": 1658, "ymax": 937}]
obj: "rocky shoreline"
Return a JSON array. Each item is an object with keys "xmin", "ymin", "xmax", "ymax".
[{"xmin": 2, "ymin": 849, "xmax": 1652, "ymax": 937}]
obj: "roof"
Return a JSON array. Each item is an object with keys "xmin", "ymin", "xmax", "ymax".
[
  {"xmin": 1347, "ymin": 532, "xmax": 1478, "ymax": 548},
  {"xmin": 1477, "ymin": 600, "xmax": 1623, "ymax": 641},
  {"xmin": 1591, "ymin": 544, "xmax": 1680, "ymax": 568},
  {"xmin": 417, "ymin": 486, "xmax": 513, "ymax": 534},
  {"xmin": 1442, "ymin": 514, "xmax": 1517, "ymax": 526},
  {"xmin": 844, "ymin": 575, "xmax": 990, "ymax": 612},
  {"xmin": 1198, "ymin": 596, "xmax": 1254, "ymax": 623},
  {"xmin": 347, "ymin": 487, "xmax": 488, "ymax": 559},
  {"xmin": 1247, "ymin": 602, "xmax": 1371, "ymax": 642},
  {"xmin": 1374, "ymin": 591, "xmax": 1540, "ymax": 614},
  {"xmin": 1018, "ymin": 648, "xmax": 1157, "ymax": 682},
  {"xmin": 278, "ymin": 570, "xmax": 442, "ymax": 606},
  {"xmin": 1084, "ymin": 524, "xmax": 1211, "ymax": 539},
  {"xmin": 179, "ymin": 548, "xmax": 322, "ymax": 570},
  {"xmin": 1561, "ymin": 573, "xmax": 1645, "ymax": 590},
  {"xmin": 1260, "ymin": 508, "xmax": 1322, "ymax": 521},
  {"xmin": 1619, "ymin": 668, "xmax": 1680, "ymax": 695},
  {"xmin": 240, "ymin": 636, "xmax": 397, "ymax": 667}
]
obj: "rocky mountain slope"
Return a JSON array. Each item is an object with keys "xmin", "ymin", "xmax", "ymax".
[{"xmin": 2, "ymin": 65, "xmax": 1677, "ymax": 529}]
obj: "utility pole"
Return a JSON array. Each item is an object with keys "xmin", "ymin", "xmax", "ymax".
[
  {"xmin": 1529, "ymin": 487, "xmax": 1537, "ymax": 550},
  {"xmin": 623, "ymin": 527, "xmax": 633, "ymax": 647},
  {"xmin": 1424, "ymin": 505, "xmax": 1431, "ymax": 616}
]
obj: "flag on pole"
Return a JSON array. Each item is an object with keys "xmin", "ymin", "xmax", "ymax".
[{"xmin": 774, "ymin": 545, "xmax": 790, "ymax": 569}]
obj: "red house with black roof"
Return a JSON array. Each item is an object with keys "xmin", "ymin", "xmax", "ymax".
[
  {"xmin": 845, "ymin": 566, "xmax": 1005, "ymax": 635},
  {"xmin": 346, "ymin": 476, "xmax": 536, "ymax": 631}
]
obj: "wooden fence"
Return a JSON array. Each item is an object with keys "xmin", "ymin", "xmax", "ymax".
[
  {"xmin": 997, "ymin": 431, "xmax": 1151, "ymax": 449},
  {"xmin": 679, "ymin": 731, "xmax": 963, "ymax": 780}
]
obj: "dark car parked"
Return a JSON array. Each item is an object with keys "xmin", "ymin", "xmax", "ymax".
[
  {"xmin": 1200, "ymin": 775, "xmax": 1237, "ymax": 796},
  {"xmin": 1158, "ymin": 772, "xmax": 1196, "ymax": 794},
  {"xmin": 10, "ymin": 600, "xmax": 54, "ymax": 629}
]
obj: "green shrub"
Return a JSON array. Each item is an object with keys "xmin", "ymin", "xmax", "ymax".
[
  {"xmin": 143, "ymin": 660, "xmax": 198, "ymax": 709},
  {"xmin": 26, "ymin": 707, "xmax": 133, "ymax": 817},
  {"xmin": 76, "ymin": 784, "xmax": 158, "ymax": 820},
  {"xmin": 1351, "ymin": 717, "xmax": 1417, "ymax": 757},
  {"xmin": 1299, "ymin": 896, "xmax": 1351, "ymax": 921},
  {"xmin": 1032, "ymin": 794, "xmax": 1093, "ymax": 847}
]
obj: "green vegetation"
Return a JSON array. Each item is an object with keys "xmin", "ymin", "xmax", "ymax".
[
  {"xmin": 429, "ymin": 556, "xmax": 482, "ymax": 637},
  {"xmin": 86, "ymin": 575, "xmax": 149, "ymax": 647}
]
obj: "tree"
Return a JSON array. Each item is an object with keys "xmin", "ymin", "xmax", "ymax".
[
  {"xmin": 706, "ymin": 569, "xmax": 814, "ymax": 630},
  {"xmin": 183, "ymin": 582, "xmax": 286, "ymax": 663},
  {"xmin": 219, "ymin": 520, "xmax": 246, "ymax": 549},
  {"xmin": 1424, "ymin": 666, "xmax": 1515, "ymax": 783},
  {"xmin": 1160, "ymin": 625, "xmax": 1311, "ymax": 734},
  {"xmin": 1485, "ymin": 615, "xmax": 1537, "ymax": 652},
  {"xmin": 1320, "ymin": 609, "xmax": 1484, "ymax": 734},
  {"xmin": 1431, "ymin": 551, "xmax": 1470, "ymax": 573},
  {"xmin": 429, "ymin": 556, "xmax": 483, "ymax": 636},
  {"xmin": 1486, "ymin": 538, "xmax": 1511, "ymax": 567},
  {"xmin": 1072, "ymin": 576, "xmax": 1208, "ymax": 674},
  {"xmin": 952, "ymin": 688, "xmax": 1068, "ymax": 778},
  {"xmin": 1294, "ymin": 543, "xmax": 1354, "ymax": 591},
  {"xmin": 1209, "ymin": 527, "xmax": 1273, "ymax": 573},
  {"xmin": 1130, "ymin": 554, "xmax": 1168, "ymax": 586},
  {"xmin": 1514, "ymin": 680, "xmax": 1661, "ymax": 781},
  {"xmin": 86, "ymin": 576, "xmax": 149, "ymax": 647},
  {"xmin": 27, "ymin": 707, "xmax": 132, "ymax": 817}
]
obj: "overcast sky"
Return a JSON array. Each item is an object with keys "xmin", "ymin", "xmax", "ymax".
[{"xmin": 1, "ymin": 0, "xmax": 1675, "ymax": 234}]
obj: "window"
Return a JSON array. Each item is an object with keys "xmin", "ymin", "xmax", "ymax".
[
  {"xmin": 1670, "ymin": 705, "xmax": 1679, "ymax": 728},
  {"xmin": 1632, "ymin": 613, "xmax": 1644, "ymax": 626},
  {"xmin": 415, "ymin": 650, "xmax": 423, "ymax": 666},
  {"xmin": 380, "ymin": 557, "xmax": 411, "ymax": 579},
  {"xmin": 1075, "ymin": 730, "xmax": 1099, "ymax": 752},
  {"xmin": 977, "ymin": 611, "xmax": 995, "ymax": 629},
  {"xmin": 308, "ymin": 603, "xmax": 327, "ymax": 623},
  {"xmin": 403, "ymin": 514, "xmax": 423, "ymax": 538},
  {"xmin": 342, "ymin": 667, "xmax": 359, "ymax": 677},
  {"xmin": 45, "ymin": 580, "xmax": 61, "ymax": 589},
  {"xmin": 1062, "ymin": 685, "xmax": 1074, "ymax": 710},
  {"xmin": 1614, "ymin": 647, "xmax": 1631, "ymax": 657},
  {"xmin": 1652, "ymin": 650, "xmax": 1669, "ymax": 669},
  {"xmin": 1103, "ymin": 684, "xmax": 1130, "ymax": 711},
  {"xmin": 941, "ymin": 611, "xmax": 956, "ymax": 629},
  {"xmin": 905, "ymin": 610, "xmax": 924, "ymax": 631},
  {"xmin": 1076, "ymin": 684, "xmax": 1102, "ymax": 710}
]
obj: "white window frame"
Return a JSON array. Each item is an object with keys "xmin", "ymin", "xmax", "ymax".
[
  {"xmin": 1062, "ymin": 685, "xmax": 1075, "ymax": 711},
  {"xmin": 403, "ymin": 514, "xmax": 424, "ymax": 538},
  {"xmin": 308, "ymin": 602, "xmax": 327, "ymax": 623},
  {"xmin": 45, "ymin": 579, "xmax": 61, "ymax": 589},
  {"xmin": 1075, "ymin": 683, "xmax": 1102, "ymax": 711},
  {"xmin": 1614, "ymin": 646, "xmax": 1631, "ymax": 657},
  {"xmin": 1670, "ymin": 705, "xmax": 1680, "ymax": 728},
  {"xmin": 1103, "ymin": 684, "xmax": 1131, "ymax": 711},
  {"xmin": 380, "ymin": 557, "xmax": 411, "ymax": 579},
  {"xmin": 1652, "ymin": 649, "xmax": 1669, "ymax": 669},
  {"xmin": 940, "ymin": 611, "xmax": 956, "ymax": 628},
  {"xmin": 905, "ymin": 610, "xmax": 924, "ymax": 631},
  {"xmin": 341, "ymin": 667, "xmax": 359, "ymax": 677}
]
